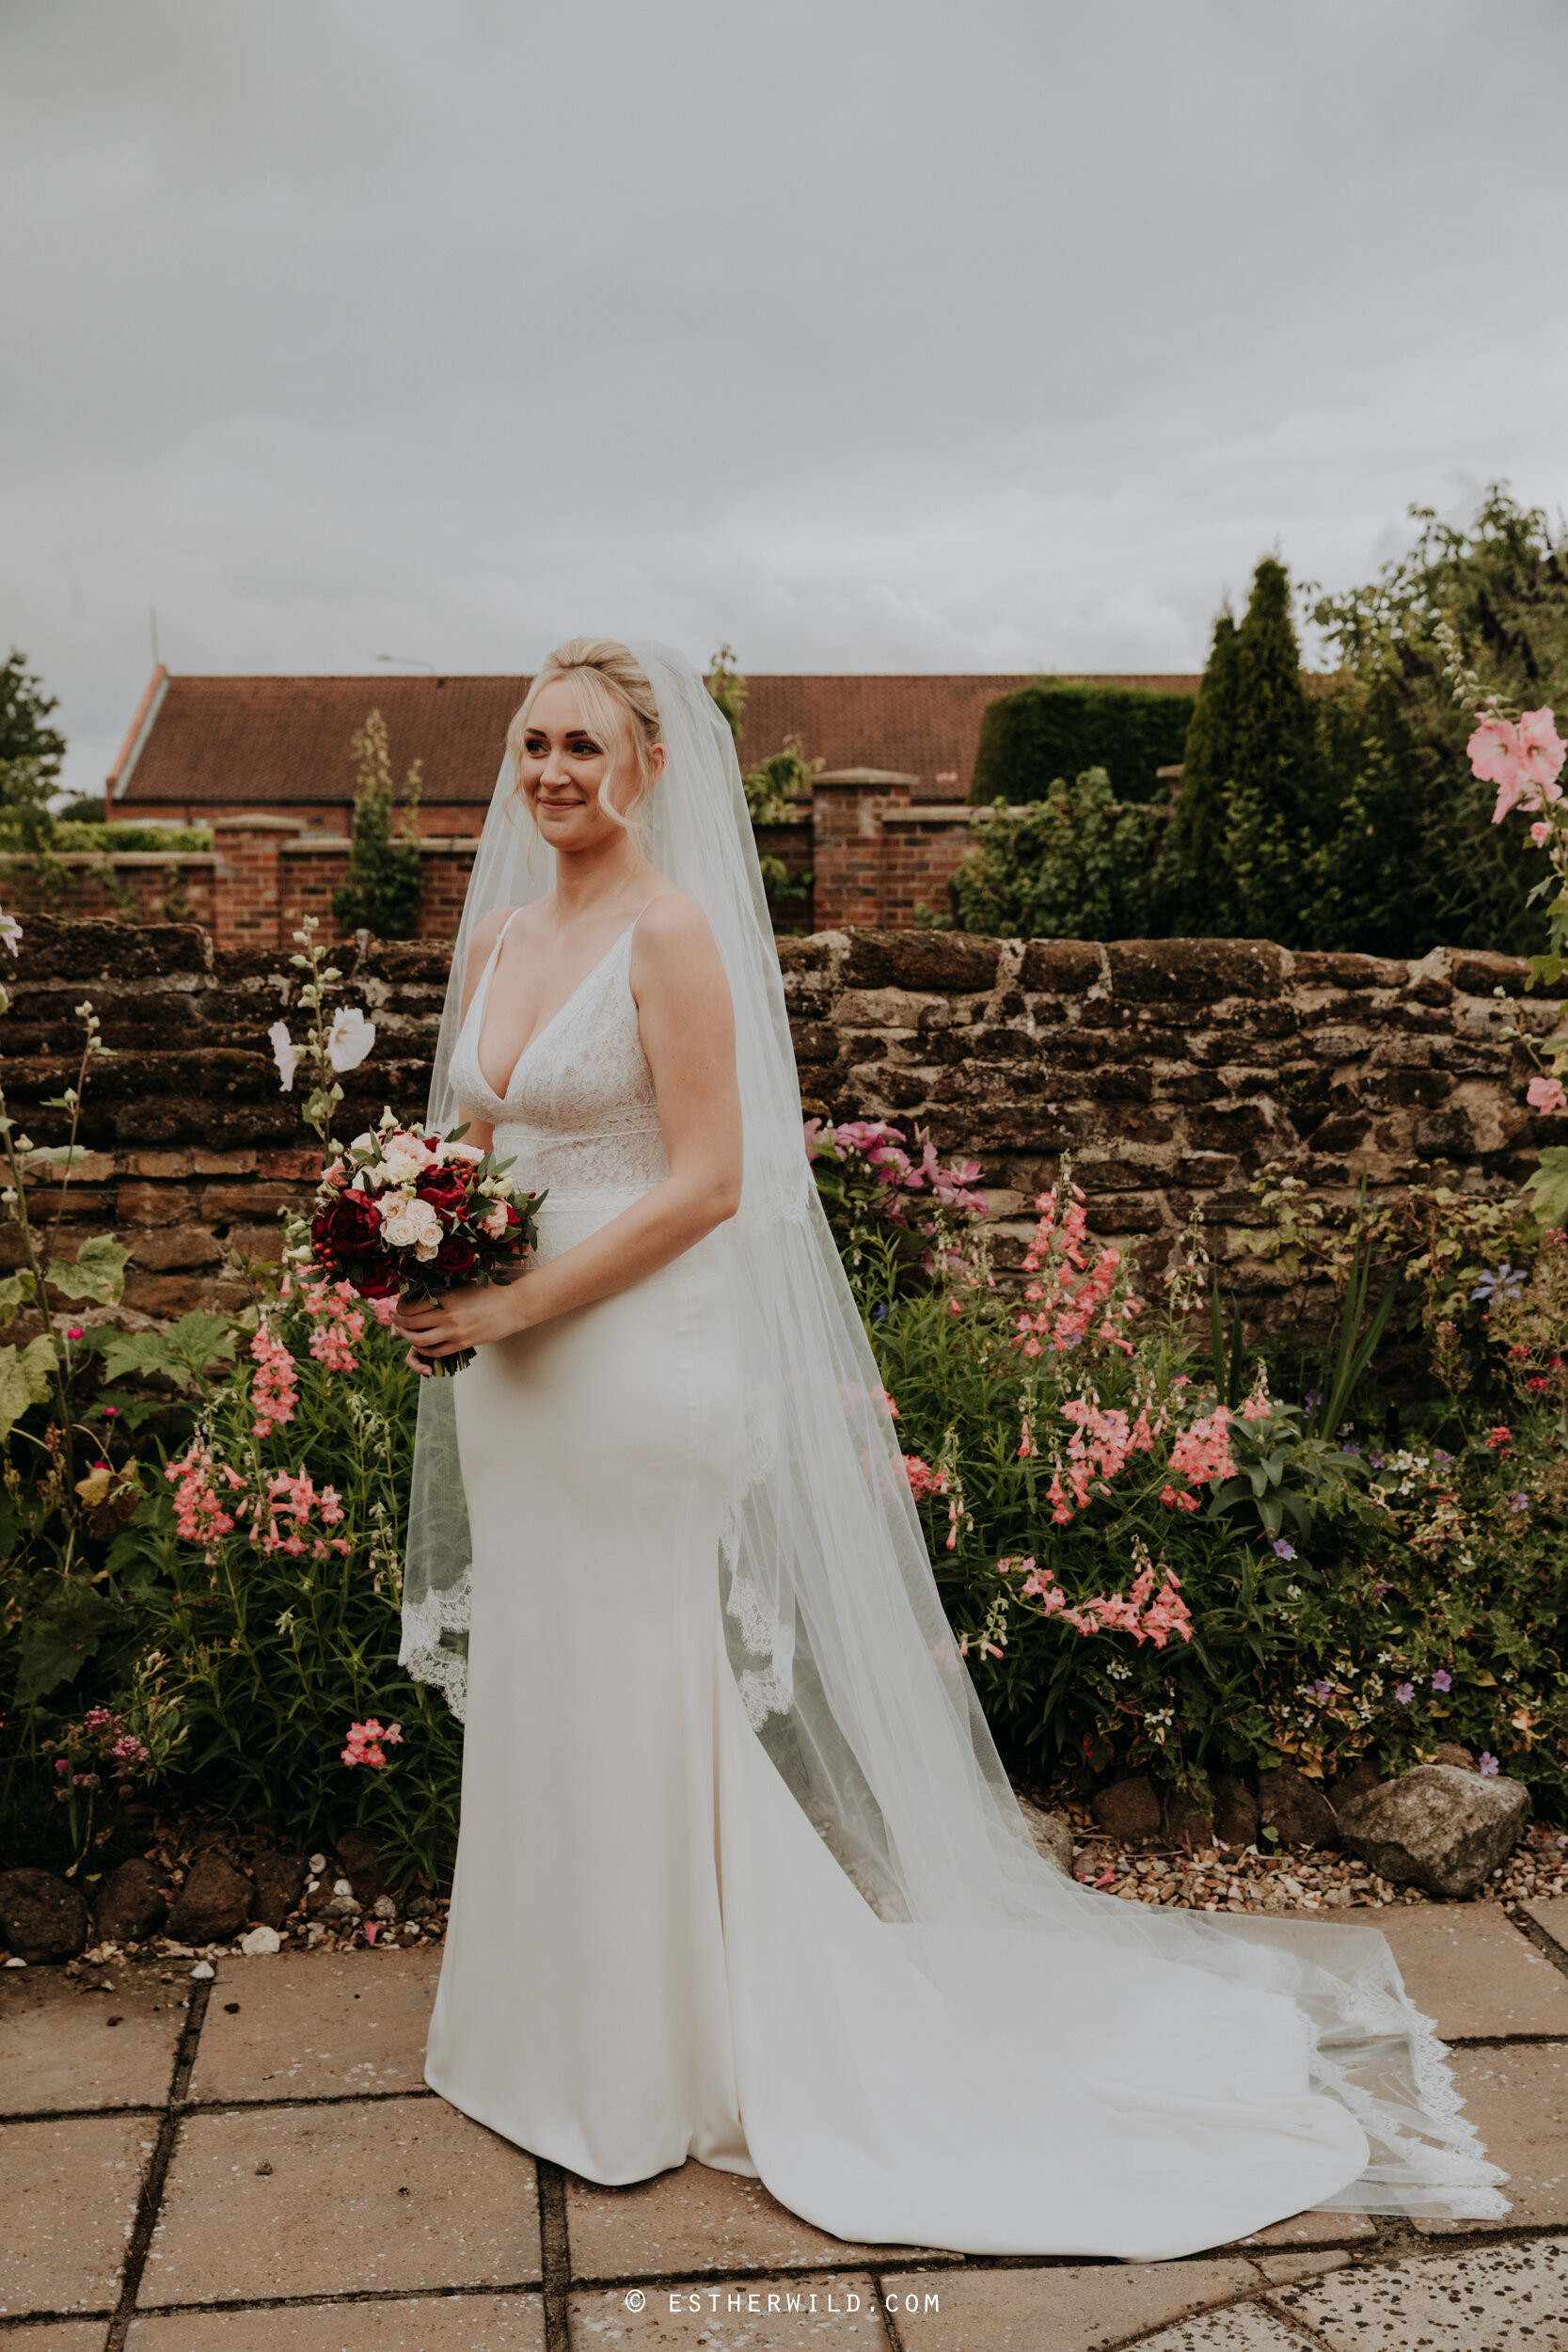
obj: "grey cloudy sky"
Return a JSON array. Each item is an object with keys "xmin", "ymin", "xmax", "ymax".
[{"xmin": 5, "ymin": 0, "xmax": 1565, "ymax": 796}]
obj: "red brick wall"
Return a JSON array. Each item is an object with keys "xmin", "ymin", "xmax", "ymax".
[{"xmin": 6, "ymin": 788, "xmax": 976, "ymax": 948}]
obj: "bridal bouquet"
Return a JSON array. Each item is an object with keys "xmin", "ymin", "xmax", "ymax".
[{"xmin": 306, "ymin": 1107, "xmax": 545, "ymax": 1375}]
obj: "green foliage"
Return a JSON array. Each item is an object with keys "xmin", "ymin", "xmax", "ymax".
[
  {"xmin": 969, "ymin": 679, "xmax": 1194, "ymax": 808},
  {"xmin": 0, "ymin": 651, "xmax": 66, "ymax": 782},
  {"xmin": 332, "ymin": 709, "xmax": 423, "ymax": 939},
  {"xmin": 705, "ymin": 644, "xmax": 748, "ymax": 741},
  {"xmin": 2, "ymin": 818, "xmax": 215, "ymax": 855},
  {"xmin": 1305, "ymin": 486, "xmax": 1568, "ymax": 957},
  {"xmin": 744, "ymin": 735, "xmax": 817, "ymax": 908},
  {"xmin": 948, "ymin": 771, "xmax": 1168, "ymax": 940}
]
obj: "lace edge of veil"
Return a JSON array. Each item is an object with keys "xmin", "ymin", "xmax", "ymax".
[{"xmin": 400, "ymin": 1576, "xmax": 471, "ymax": 1724}]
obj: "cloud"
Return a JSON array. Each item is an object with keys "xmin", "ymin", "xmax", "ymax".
[{"xmin": 3, "ymin": 0, "xmax": 1564, "ymax": 792}]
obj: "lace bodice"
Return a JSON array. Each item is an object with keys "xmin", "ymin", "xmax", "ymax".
[{"xmin": 449, "ymin": 912, "xmax": 669, "ymax": 1210}]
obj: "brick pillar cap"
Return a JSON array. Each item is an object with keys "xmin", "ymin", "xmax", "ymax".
[
  {"xmin": 212, "ymin": 813, "xmax": 309, "ymax": 834},
  {"xmin": 814, "ymin": 768, "xmax": 921, "ymax": 787}
]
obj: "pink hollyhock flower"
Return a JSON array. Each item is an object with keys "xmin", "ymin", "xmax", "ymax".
[
  {"xmin": 1528, "ymin": 1074, "xmax": 1567, "ymax": 1114},
  {"xmin": 1519, "ymin": 707, "xmax": 1567, "ymax": 787},
  {"xmin": 1531, "ymin": 820, "xmax": 1554, "ymax": 846}
]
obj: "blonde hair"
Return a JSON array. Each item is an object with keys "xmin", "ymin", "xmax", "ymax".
[{"xmin": 506, "ymin": 638, "xmax": 662, "ymax": 839}]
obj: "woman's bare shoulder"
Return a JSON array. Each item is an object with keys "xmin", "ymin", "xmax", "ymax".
[{"xmin": 632, "ymin": 889, "xmax": 715, "ymax": 955}]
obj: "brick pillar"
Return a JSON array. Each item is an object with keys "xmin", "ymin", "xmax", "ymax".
[
  {"xmin": 211, "ymin": 815, "xmax": 307, "ymax": 951},
  {"xmin": 810, "ymin": 769, "xmax": 917, "ymax": 932}
]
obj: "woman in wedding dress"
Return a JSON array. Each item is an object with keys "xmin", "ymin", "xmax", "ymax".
[{"xmin": 395, "ymin": 638, "xmax": 1505, "ymax": 2259}]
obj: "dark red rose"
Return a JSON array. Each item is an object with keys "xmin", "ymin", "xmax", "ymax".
[
  {"xmin": 345, "ymin": 1258, "xmax": 401, "ymax": 1299},
  {"xmin": 436, "ymin": 1234, "xmax": 479, "ymax": 1278},
  {"xmin": 415, "ymin": 1166, "xmax": 471, "ymax": 1221},
  {"xmin": 312, "ymin": 1189, "xmax": 383, "ymax": 1257}
]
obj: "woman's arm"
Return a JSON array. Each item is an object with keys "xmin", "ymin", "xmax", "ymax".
[{"xmin": 394, "ymin": 896, "xmax": 741, "ymax": 1358}]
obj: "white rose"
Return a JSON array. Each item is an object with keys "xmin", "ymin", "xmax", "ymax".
[
  {"xmin": 381, "ymin": 1196, "xmax": 443, "ymax": 1253},
  {"xmin": 380, "ymin": 1135, "xmax": 427, "ymax": 1183}
]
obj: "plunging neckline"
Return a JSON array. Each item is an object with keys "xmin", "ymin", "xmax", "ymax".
[{"xmin": 472, "ymin": 912, "xmax": 640, "ymax": 1106}]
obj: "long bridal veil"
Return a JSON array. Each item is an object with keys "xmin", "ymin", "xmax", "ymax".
[{"xmin": 401, "ymin": 641, "xmax": 1504, "ymax": 2223}]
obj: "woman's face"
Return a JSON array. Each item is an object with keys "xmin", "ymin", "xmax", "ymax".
[{"xmin": 515, "ymin": 676, "xmax": 661, "ymax": 854}]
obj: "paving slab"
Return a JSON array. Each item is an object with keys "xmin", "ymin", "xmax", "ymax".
[
  {"xmin": 0, "ymin": 2110, "xmax": 151, "ymax": 2317},
  {"xmin": 0, "ymin": 1964, "xmax": 182, "ymax": 2115},
  {"xmin": 570, "ymin": 2273, "xmax": 881, "ymax": 2347},
  {"xmin": 185, "ymin": 1948, "xmax": 442, "ymax": 2104},
  {"xmin": 126, "ymin": 2291, "xmax": 545, "ymax": 2348},
  {"xmin": 1135, "ymin": 2312, "xmax": 1300, "ymax": 2350},
  {"xmin": 1371, "ymin": 1902, "xmax": 1568, "ymax": 2039},
  {"xmin": 1244, "ymin": 2249, "xmax": 1352, "ymax": 2287},
  {"xmin": 565, "ymin": 2159, "xmax": 950, "ymax": 2280},
  {"xmin": 1227, "ymin": 2207, "xmax": 1375, "ymax": 2249},
  {"xmin": 1273, "ymin": 2234, "xmax": 1568, "ymax": 2347},
  {"xmin": 1415, "ymin": 2040, "xmax": 1568, "ymax": 2233},
  {"xmin": 0, "ymin": 2327, "xmax": 109, "ymax": 2349},
  {"xmin": 140, "ymin": 2094, "xmax": 539, "ymax": 2305},
  {"xmin": 1521, "ymin": 1898, "xmax": 1568, "ymax": 1962},
  {"xmin": 884, "ymin": 2257, "xmax": 1261, "ymax": 2351}
]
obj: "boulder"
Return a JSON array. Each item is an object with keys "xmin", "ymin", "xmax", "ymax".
[
  {"xmin": 167, "ymin": 1850, "xmax": 253, "ymax": 1944},
  {"xmin": 1431, "ymin": 1742, "xmax": 1478, "ymax": 1774},
  {"xmin": 1015, "ymin": 1798, "xmax": 1074, "ymax": 1874},
  {"xmin": 334, "ymin": 1828, "xmax": 386, "ymax": 1909},
  {"xmin": 1259, "ymin": 1766, "xmax": 1338, "ymax": 1851},
  {"xmin": 0, "ymin": 1867, "xmax": 91, "ymax": 1962},
  {"xmin": 1328, "ymin": 1759, "xmax": 1383, "ymax": 1804},
  {"xmin": 1162, "ymin": 1787, "xmax": 1213, "ymax": 1851},
  {"xmin": 1336, "ymin": 1764, "xmax": 1529, "ymax": 1899},
  {"xmin": 1212, "ymin": 1772, "xmax": 1260, "ymax": 1850},
  {"xmin": 92, "ymin": 1857, "xmax": 166, "ymax": 1944},
  {"xmin": 249, "ymin": 1851, "xmax": 307, "ymax": 1930},
  {"xmin": 1091, "ymin": 1776, "xmax": 1162, "ymax": 1842}
]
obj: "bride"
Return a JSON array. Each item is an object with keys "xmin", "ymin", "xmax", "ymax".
[{"xmin": 394, "ymin": 637, "xmax": 1504, "ymax": 2258}]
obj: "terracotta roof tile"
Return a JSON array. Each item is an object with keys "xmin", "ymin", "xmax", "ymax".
[{"xmin": 110, "ymin": 670, "xmax": 1204, "ymax": 811}]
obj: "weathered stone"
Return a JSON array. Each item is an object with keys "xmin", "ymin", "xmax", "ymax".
[
  {"xmin": 1212, "ymin": 1771, "xmax": 1260, "ymax": 1850},
  {"xmin": 1430, "ymin": 1740, "xmax": 1478, "ymax": 1772},
  {"xmin": 249, "ymin": 1850, "xmax": 307, "ymax": 1929},
  {"xmin": 167, "ymin": 1849, "xmax": 254, "ymax": 1943},
  {"xmin": 1259, "ymin": 1766, "xmax": 1338, "ymax": 1851},
  {"xmin": 1336, "ymin": 1764, "xmax": 1529, "ymax": 1899},
  {"xmin": 1091, "ymin": 1775, "xmax": 1163, "ymax": 1840},
  {"xmin": 0, "ymin": 1867, "xmax": 91, "ymax": 1961},
  {"xmin": 335, "ymin": 1826, "xmax": 387, "ymax": 1908},
  {"xmin": 843, "ymin": 929, "xmax": 1001, "ymax": 993},
  {"xmin": 92, "ymin": 1856, "xmax": 167, "ymax": 1943},
  {"xmin": 1015, "ymin": 1798, "xmax": 1073, "ymax": 1873},
  {"xmin": 1105, "ymin": 938, "xmax": 1289, "ymax": 1002},
  {"xmin": 1327, "ymin": 1758, "xmax": 1383, "ymax": 1804}
]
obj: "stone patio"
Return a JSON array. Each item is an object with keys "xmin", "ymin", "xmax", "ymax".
[{"xmin": 4, "ymin": 1904, "xmax": 1568, "ymax": 2350}]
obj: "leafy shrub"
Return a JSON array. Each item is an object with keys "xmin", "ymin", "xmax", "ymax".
[
  {"xmin": 947, "ymin": 770, "xmax": 1168, "ymax": 939},
  {"xmin": 970, "ymin": 679, "xmax": 1194, "ymax": 807}
]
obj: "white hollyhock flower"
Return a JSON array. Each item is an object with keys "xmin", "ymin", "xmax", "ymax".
[
  {"xmin": 326, "ymin": 1007, "xmax": 376, "ymax": 1073},
  {"xmin": 0, "ymin": 905, "xmax": 22, "ymax": 957},
  {"xmin": 268, "ymin": 1021, "xmax": 298, "ymax": 1092}
]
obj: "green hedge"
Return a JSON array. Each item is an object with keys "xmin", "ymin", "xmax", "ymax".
[{"xmin": 970, "ymin": 679, "xmax": 1195, "ymax": 807}]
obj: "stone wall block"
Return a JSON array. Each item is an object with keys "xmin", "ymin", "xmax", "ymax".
[
  {"xmin": 842, "ymin": 930, "xmax": 1001, "ymax": 993},
  {"xmin": 116, "ymin": 1183, "xmax": 195, "ymax": 1227}
]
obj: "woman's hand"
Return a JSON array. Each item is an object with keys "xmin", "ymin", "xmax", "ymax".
[{"xmin": 393, "ymin": 1279, "xmax": 531, "ymax": 1362}]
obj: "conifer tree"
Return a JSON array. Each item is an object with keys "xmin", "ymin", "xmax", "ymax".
[
  {"xmin": 1229, "ymin": 557, "xmax": 1317, "ymax": 834},
  {"xmin": 332, "ymin": 710, "xmax": 424, "ymax": 939},
  {"xmin": 1170, "ymin": 607, "xmax": 1239, "ymax": 900}
]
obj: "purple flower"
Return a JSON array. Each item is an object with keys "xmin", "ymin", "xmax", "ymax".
[
  {"xmin": 1341, "ymin": 1441, "xmax": 1361, "ymax": 1458},
  {"xmin": 1369, "ymin": 1452, "xmax": 1386, "ymax": 1470},
  {"xmin": 1273, "ymin": 1538, "xmax": 1296, "ymax": 1561},
  {"xmin": 1309, "ymin": 1678, "xmax": 1334, "ymax": 1702},
  {"xmin": 1479, "ymin": 1753, "xmax": 1501, "ymax": 1776},
  {"xmin": 1433, "ymin": 1448, "xmax": 1451, "ymax": 1469},
  {"xmin": 1431, "ymin": 1669, "xmax": 1452, "ymax": 1693},
  {"xmin": 1395, "ymin": 1682, "xmax": 1415, "ymax": 1705},
  {"xmin": 1511, "ymin": 1491, "xmax": 1531, "ymax": 1513},
  {"xmin": 1370, "ymin": 1579, "xmax": 1394, "ymax": 1598}
]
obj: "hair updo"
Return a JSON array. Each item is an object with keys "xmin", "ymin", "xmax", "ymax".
[{"xmin": 506, "ymin": 638, "xmax": 662, "ymax": 839}]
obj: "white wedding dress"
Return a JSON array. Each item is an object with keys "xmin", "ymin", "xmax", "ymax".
[{"xmin": 418, "ymin": 900, "xmax": 1499, "ymax": 2259}]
